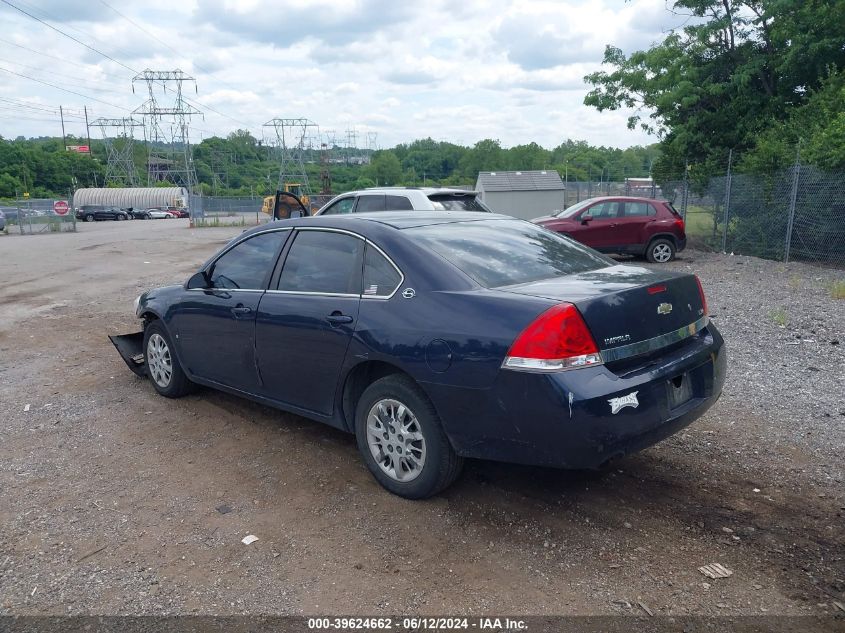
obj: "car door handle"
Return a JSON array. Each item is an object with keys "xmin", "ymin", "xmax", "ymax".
[
  {"xmin": 326, "ymin": 313, "xmax": 353, "ymax": 325},
  {"xmin": 231, "ymin": 305, "xmax": 252, "ymax": 317}
]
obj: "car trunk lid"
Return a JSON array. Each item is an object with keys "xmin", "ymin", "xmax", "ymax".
[{"xmin": 499, "ymin": 264, "xmax": 706, "ymax": 357}]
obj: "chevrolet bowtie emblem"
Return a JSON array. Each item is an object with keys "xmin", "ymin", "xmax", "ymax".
[{"xmin": 657, "ymin": 302, "xmax": 673, "ymax": 315}]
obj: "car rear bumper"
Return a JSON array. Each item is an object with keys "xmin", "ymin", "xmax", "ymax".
[
  {"xmin": 677, "ymin": 236, "xmax": 687, "ymax": 252},
  {"xmin": 426, "ymin": 322, "xmax": 725, "ymax": 469}
]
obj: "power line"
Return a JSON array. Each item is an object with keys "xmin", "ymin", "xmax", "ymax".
[
  {"xmin": 0, "ymin": 37, "xmax": 132, "ymax": 83},
  {"xmin": 0, "ymin": 56, "xmax": 130, "ymax": 93},
  {"xmin": 2, "ymin": 0, "xmax": 255, "ymax": 131},
  {"xmin": 0, "ymin": 0, "xmax": 137, "ymax": 75},
  {"xmin": 0, "ymin": 66, "xmax": 125, "ymax": 111},
  {"xmin": 96, "ymin": 0, "xmax": 257, "ymax": 128}
]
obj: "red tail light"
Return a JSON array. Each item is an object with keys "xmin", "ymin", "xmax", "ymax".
[
  {"xmin": 503, "ymin": 303, "xmax": 603, "ymax": 372},
  {"xmin": 694, "ymin": 275, "xmax": 708, "ymax": 317},
  {"xmin": 674, "ymin": 218, "xmax": 685, "ymax": 233}
]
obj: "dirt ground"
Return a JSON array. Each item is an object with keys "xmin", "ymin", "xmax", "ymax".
[{"xmin": 0, "ymin": 220, "xmax": 843, "ymax": 617}]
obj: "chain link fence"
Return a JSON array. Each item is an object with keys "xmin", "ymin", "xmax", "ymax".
[
  {"xmin": 563, "ymin": 162, "xmax": 844, "ymax": 267},
  {"xmin": 188, "ymin": 195, "xmax": 266, "ymax": 227},
  {"xmin": 3, "ymin": 198, "xmax": 76, "ymax": 234}
]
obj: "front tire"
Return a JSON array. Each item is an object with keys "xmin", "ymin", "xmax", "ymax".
[
  {"xmin": 84, "ymin": 214, "xmax": 94, "ymax": 222},
  {"xmin": 143, "ymin": 320, "xmax": 194, "ymax": 398},
  {"xmin": 646, "ymin": 238, "xmax": 676, "ymax": 263},
  {"xmin": 355, "ymin": 375, "xmax": 463, "ymax": 499},
  {"xmin": 116, "ymin": 214, "xmax": 126, "ymax": 221}
]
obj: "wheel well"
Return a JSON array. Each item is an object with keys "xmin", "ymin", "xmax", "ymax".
[
  {"xmin": 340, "ymin": 361, "xmax": 412, "ymax": 432},
  {"xmin": 140, "ymin": 311, "xmax": 159, "ymax": 328},
  {"xmin": 647, "ymin": 233, "xmax": 678, "ymax": 249}
]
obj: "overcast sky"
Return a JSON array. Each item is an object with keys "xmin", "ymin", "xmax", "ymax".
[{"xmin": 0, "ymin": 0, "xmax": 682, "ymax": 149}]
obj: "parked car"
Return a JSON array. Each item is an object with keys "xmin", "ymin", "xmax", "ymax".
[
  {"xmin": 0, "ymin": 207, "xmax": 18, "ymax": 223},
  {"xmin": 166, "ymin": 207, "xmax": 189, "ymax": 218},
  {"xmin": 129, "ymin": 208, "xmax": 152, "ymax": 220},
  {"xmin": 0, "ymin": 210, "xmax": 5, "ymax": 232},
  {"xmin": 76, "ymin": 205, "xmax": 130, "ymax": 222},
  {"xmin": 110, "ymin": 212, "xmax": 725, "ymax": 499},
  {"xmin": 532, "ymin": 197, "xmax": 687, "ymax": 263},
  {"xmin": 316, "ymin": 187, "xmax": 493, "ymax": 215},
  {"xmin": 146, "ymin": 208, "xmax": 176, "ymax": 219}
]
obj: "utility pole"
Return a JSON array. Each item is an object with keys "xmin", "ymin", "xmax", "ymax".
[{"xmin": 59, "ymin": 105, "xmax": 67, "ymax": 149}]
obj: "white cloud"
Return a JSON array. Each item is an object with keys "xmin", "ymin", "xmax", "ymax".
[{"xmin": 0, "ymin": 0, "xmax": 680, "ymax": 148}]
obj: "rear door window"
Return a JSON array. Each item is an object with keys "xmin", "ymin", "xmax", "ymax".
[
  {"xmin": 278, "ymin": 230, "xmax": 364, "ymax": 295},
  {"xmin": 354, "ymin": 195, "xmax": 386, "ymax": 213},
  {"xmin": 385, "ymin": 195, "xmax": 414, "ymax": 210}
]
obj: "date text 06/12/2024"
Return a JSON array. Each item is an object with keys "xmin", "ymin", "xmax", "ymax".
[{"xmin": 306, "ymin": 617, "xmax": 528, "ymax": 630}]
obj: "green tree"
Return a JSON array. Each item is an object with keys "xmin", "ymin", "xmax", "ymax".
[
  {"xmin": 584, "ymin": 0, "xmax": 845, "ymax": 173},
  {"xmin": 366, "ymin": 151, "xmax": 403, "ymax": 186}
]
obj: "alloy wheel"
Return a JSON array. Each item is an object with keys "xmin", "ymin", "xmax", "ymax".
[
  {"xmin": 146, "ymin": 333, "xmax": 173, "ymax": 388},
  {"xmin": 653, "ymin": 243, "xmax": 673, "ymax": 262},
  {"xmin": 366, "ymin": 398, "xmax": 427, "ymax": 482}
]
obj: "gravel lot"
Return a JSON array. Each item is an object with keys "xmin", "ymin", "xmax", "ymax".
[{"xmin": 0, "ymin": 220, "xmax": 843, "ymax": 617}]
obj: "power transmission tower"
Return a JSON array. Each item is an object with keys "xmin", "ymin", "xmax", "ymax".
[
  {"xmin": 90, "ymin": 117, "xmax": 144, "ymax": 186},
  {"xmin": 345, "ymin": 127, "xmax": 359, "ymax": 165},
  {"xmin": 263, "ymin": 118, "xmax": 318, "ymax": 194},
  {"xmin": 132, "ymin": 69, "xmax": 201, "ymax": 192}
]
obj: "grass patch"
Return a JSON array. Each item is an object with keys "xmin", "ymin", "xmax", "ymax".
[
  {"xmin": 683, "ymin": 206, "xmax": 714, "ymax": 238},
  {"xmin": 769, "ymin": 307, "xmax": 788, "ymax": 327},
  {"xmin": 830, "ymin": 280, "xmax": 845, "ymax": 300}
]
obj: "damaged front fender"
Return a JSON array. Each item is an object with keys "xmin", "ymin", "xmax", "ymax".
[{"xmin": 109, "ymin": 332, "xmax": 146, "ymax": 377}]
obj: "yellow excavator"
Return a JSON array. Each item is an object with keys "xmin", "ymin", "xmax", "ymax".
[{"xmin": 262, "ymin": 183, "xmax": 309, "ymax": 216}]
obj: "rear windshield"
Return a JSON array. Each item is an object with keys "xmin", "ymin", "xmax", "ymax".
[
  {"xmin": 428, "ymin": 194, "xmax": 492, "ymax": 212},
  {"xmin": 407, "ymin": 220, "xmax": 612, "ymax": 288}
]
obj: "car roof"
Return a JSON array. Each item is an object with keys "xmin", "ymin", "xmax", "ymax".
[
  {"xmin": 241, "ymin": 211, "xmax": 515, "ymax": 237},
  {"xmin": 577, "ymin": 196, "xmax": 668, "ymax": 203},
  {"xmin": 358, "ymin": 187, "xmax": 480, "ymax": 196}
]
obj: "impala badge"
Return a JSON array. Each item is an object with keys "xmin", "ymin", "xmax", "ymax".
[
  {"xmin": 657, "ymin": 302, "xmax": 673, "ymax": 315},
  {"xmin": 608, "ymin": 391, "xmax": 639, "ymax": 414}
]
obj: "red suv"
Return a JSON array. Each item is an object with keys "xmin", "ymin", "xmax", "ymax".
[{"xmin": 532, "ymin": 197, "xmax": 686, "ymax": 263}]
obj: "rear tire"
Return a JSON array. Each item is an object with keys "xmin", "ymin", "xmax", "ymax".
[
  {"xmin": 646, "ymin": 238, "xmax": 676, "ymax": 263},
  {"xmin": 84, "ymin": 214, "xmax": 94, "ymax": 222},
  {"xmin": 143, "ymin": 320, "xmax": 194, "ymax": 398},
  {"xmin": 355, "ymin": 375, "xmax": 463, "ymax": 499},
  {"xmin": 116, "ymin": 214, "xmax": 126, "ymax": 221}
]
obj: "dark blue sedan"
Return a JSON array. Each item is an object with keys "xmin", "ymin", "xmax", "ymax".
[{"xmin": 111, "ymin": 212, "xmax": 726, "ymax": 498}]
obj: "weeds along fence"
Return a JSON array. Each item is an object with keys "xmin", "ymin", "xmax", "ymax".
[{"xmin": 660, "ymin": 164, "xmax": 845, "ymax": 267}]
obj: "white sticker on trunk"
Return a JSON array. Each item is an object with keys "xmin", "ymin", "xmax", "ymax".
[{"xmin": 608, "ymin": 391, "xmax": 639, "ymax": 414}]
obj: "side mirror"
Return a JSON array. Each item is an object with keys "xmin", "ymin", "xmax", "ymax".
[
  {"xmin": 187, "ymin": 270, "xmax": 211, "ymax": 289},
  {"xmin": 581, "ymin": 214, "xmax": 593, "ymax": 225}
]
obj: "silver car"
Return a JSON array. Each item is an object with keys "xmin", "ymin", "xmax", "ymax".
[
  {"xmin": 0, "ymin": 210, "xmax": 5, "ymax": 232},
  {"xmin": 316, "ymin": 187, "xmax": 492, "ymax": 215}
]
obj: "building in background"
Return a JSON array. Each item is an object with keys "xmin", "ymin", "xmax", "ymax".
[{"xmin": 474, "ymin": 170, "xmax": 566, "ymax": 219}]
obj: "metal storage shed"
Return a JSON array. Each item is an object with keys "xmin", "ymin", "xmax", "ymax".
[
  {"xmin": 475, "ymin": 170, "xmax": 566, "ymax": 220},
  {"xmin": 72, "ymin": 187, "xmax": 188, "ymax": 211}
]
